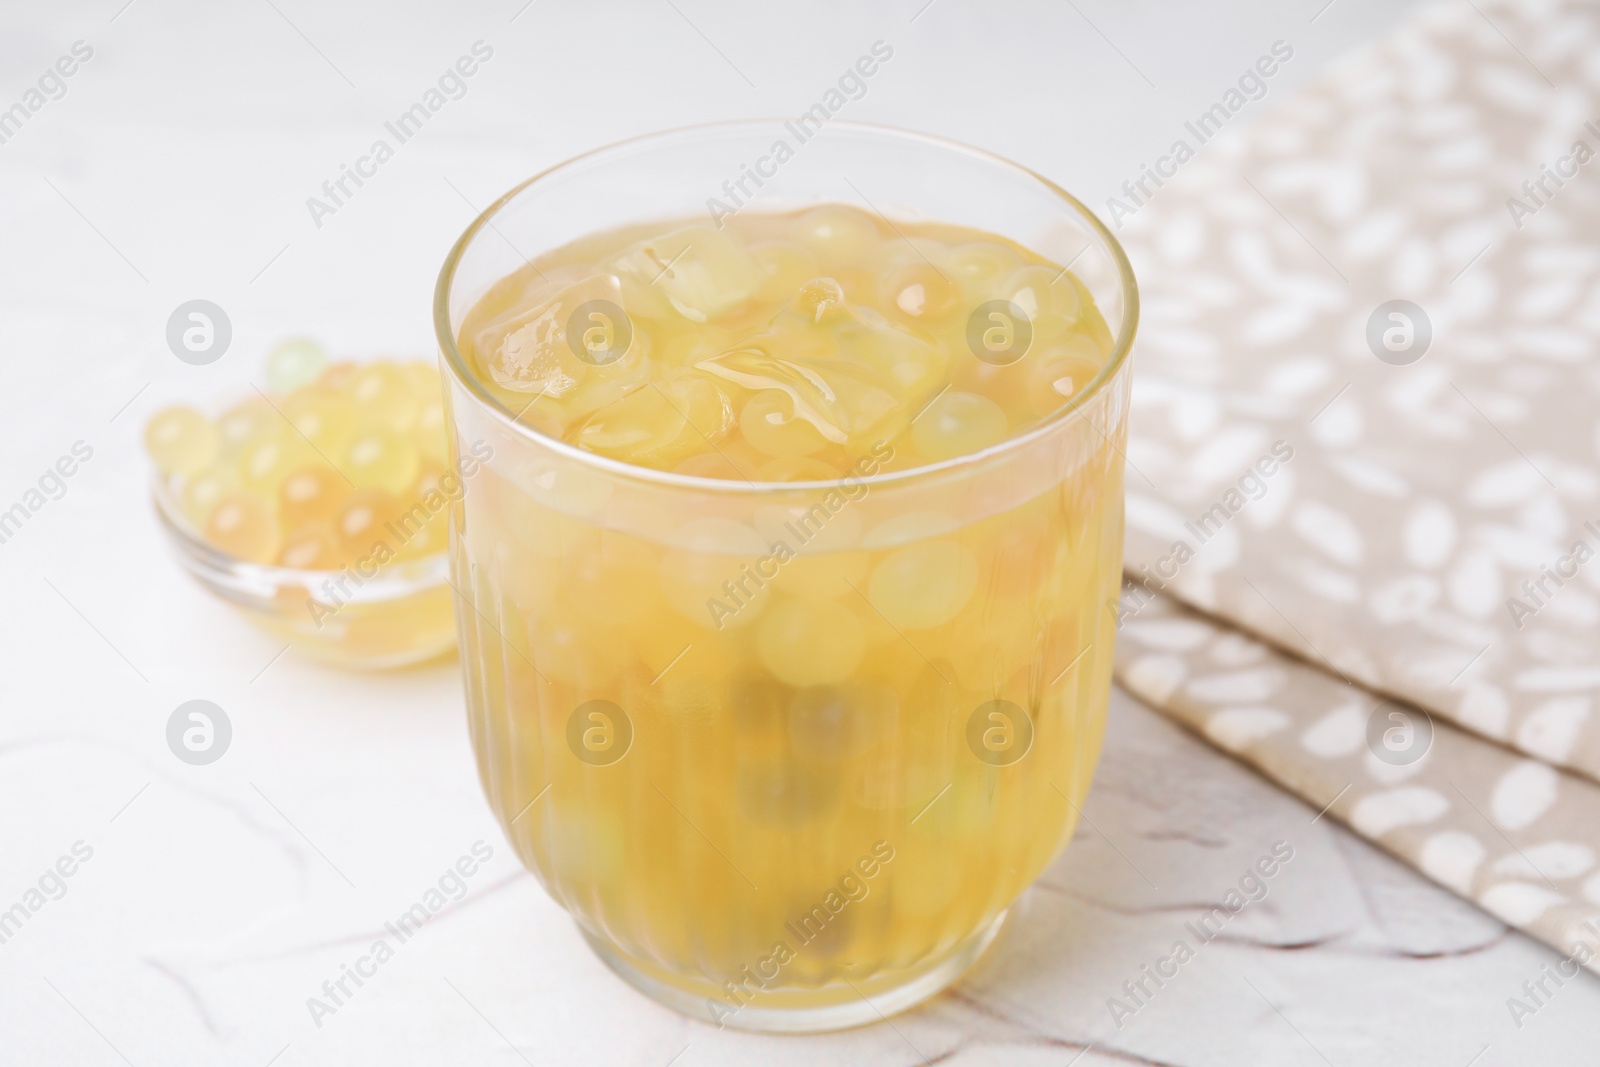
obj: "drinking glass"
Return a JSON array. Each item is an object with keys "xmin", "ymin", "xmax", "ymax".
[{"xmin": 434, "ymin": 121, "xmax": 1136, "ymax": 1032}]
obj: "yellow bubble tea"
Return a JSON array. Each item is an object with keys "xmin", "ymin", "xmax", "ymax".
[{"xmin": 452, "ymin": 207, "xmax": 1126, "ymax": 1015}]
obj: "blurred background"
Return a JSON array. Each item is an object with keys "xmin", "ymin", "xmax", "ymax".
[{"xmin": 20, "ymin": 2, "xmax": 1600, "ymax": 1065}]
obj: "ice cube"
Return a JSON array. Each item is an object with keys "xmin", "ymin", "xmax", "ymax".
[
  {"xmin": 609, "ymin": 226, "xmax": 758, "ymax": 323},
  {"xmin": 1003, "ymin": 264, "xmax": 1082, "ymax": 343},
  {"xmin": 472, "ymin": 271, "xmax": 639, "ymax": 396},
  {"xmin": 570, "ymin": 371, "xmax": 734, "ymax": 467},
  {"xmin": 701, "ymin": 346, "xmax": 897, "ymax": 446},
  {"xmin": 699, "ymin": 279, "xmax": 947, "ymax": 450}
]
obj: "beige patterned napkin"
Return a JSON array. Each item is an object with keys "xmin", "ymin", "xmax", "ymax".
[
  {"xmin": 1115, "ymin": 590, "xmax": 1600, "ymax": 977},
  {"xmin": 1108, "ymin": 0, "xmax": 1600, "ymax": 969}
]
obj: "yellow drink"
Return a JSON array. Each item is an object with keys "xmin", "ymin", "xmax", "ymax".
[{"xmin": 436, "ymin": 122, "xmax": 1135, "ymax": 1031}]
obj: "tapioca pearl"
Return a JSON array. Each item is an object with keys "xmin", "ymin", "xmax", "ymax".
[
  {"xmin": 787, "ymin": 680, "xmax": 897, "ymax": 760},
  {"xmin": 1003, "ymin": 265, "xmax": 1081, "ymax": 339},
  {"xmin": 180, "ymin": 467, "xmax": 238, "ymax": 527},
  {"xmin": 265, "ymin": 337, "xmax": 328, "ymax": 393},
  {"xmin": 342, "ymin": 426, "xmax": 420, "ymax": 494},
  {"xmin": 345, "ymin": 361, "xmax": 421, "ymax": 432},
  {"xmin": 334, "ymin": 488, "xmax": 399, "ymax": 559},
  {"xmin": 884, "ymin": 262, "xmax": 960, "ymax": 323},
  {"xmin": 911, "ymin": 391, "xmax": 1008, "ymax": 462},
  {"xmin": 282, "ymin": 386, "xmax": 357, "ymax": 455},
  {"xmin": 279, "ymin": 465, "xmax": 347, "ymax": 528},
  {"xmin": 205, "ymin": 493, "xmax": 280, "ymax": 563},
  {"xmin": 869, "ymin": 540, "xmax": 978, "ymax": 629},
  {"xmin": 948, "ymin": 348, "xmax": 1012, "ymax": 398},
  {"xmin": 750, "ymin": 241, "xmax": 821, "ymax": 304},
  {"xmin": 564, "ymin": 534, "xmax": 659, "ymax": 626},
  {"xmin": 1040, "ymin": 329, "xmax": 1106, "ymax": 366},
  {"xmin": 1026, "ymin": 354, "xmax": 1103, "ymax": 419},
  {"xmin": 216, "ymin": 399, "xmax": 276, "ymax": 459},
  {"xmin": 741, "ymin": 389, "xmax": 831, "ymax": 458},
  {"xmin": 145, "ymin": 405, "xmax": 219, "ymax": 476},
  {"xmin": 792, "ymin": 205, "xmax": 880, "ymax": 268},
  {"xmin": 940, "ymin": 241, "xmax": 1023, "ymax": 299},
  {"xmin": 757, "ymin": 596, "xmax": 865, "ymax": 688},
  {"xmin": 238, "ymin": 429, "xmax": 316, "ymax": 496},
  {"xmin": 658, "ymin": 518, "xmax": 771, "ymax": 628},
  {"xmin": 278, "ymin": 522, "xmax": 344, "ymax": 570}
]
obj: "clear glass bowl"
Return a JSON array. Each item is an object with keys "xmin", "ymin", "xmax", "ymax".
[
  {"xmin": 435, "ymin": 120, "xmax": 1137, "ymax": 1031},
  {"xmin": 152, "ymin": 471, "xmax": 457, "ymax": 670}
]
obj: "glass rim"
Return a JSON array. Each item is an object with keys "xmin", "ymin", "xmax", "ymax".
[{"xmin": 432, "ymin": 119, "xmax": 1139, "ymax": 495}]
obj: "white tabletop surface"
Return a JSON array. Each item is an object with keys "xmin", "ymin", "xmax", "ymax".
[{"xmin": 5, "ymin": 0, "xmax": 1598, "ymax": 1063}]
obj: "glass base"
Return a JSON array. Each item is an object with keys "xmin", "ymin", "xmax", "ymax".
[{"xmin": 580, "ymin": 909, "xmax": 1008, "ymax": 1034}]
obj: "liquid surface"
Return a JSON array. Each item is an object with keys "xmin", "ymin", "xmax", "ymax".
[
  {"xmin": 450, "ymin": 207, "xmax": 1126, "ymax": 1018},
  {"xmin": 458, "ymin": 206, "xmax": 1114, "ymax": 480}
]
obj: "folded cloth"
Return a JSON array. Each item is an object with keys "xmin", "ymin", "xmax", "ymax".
[
  {"xmin": 1107, "ymin": 0, "xmax": 1600, "ymax": 965},
  {"xmin": 1115, "ymin": 589, "xmax": 1600, "ymax": 973}
]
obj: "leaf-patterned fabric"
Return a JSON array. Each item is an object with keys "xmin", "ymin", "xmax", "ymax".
[{"xmin": 1111, "ymin": 0, "xmax": 1600, "ymax": 968}]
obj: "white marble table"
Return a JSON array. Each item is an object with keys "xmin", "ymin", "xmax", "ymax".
[{"xmin": 5, "ymin": 0, "xmax": 1596, "ymax": 1062}]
